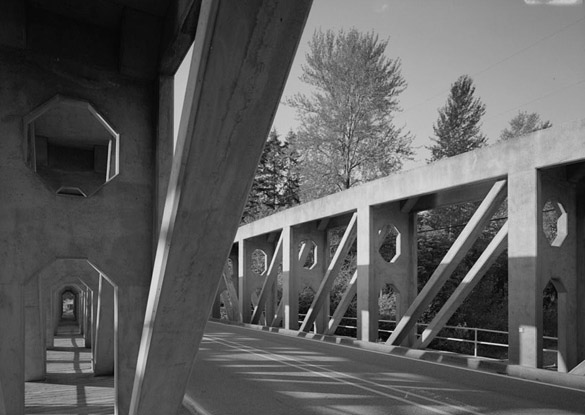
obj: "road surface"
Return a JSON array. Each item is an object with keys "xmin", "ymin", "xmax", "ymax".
[{"xmin": 185, "ymin": 321, "xmax": 585, "ymax": 415}]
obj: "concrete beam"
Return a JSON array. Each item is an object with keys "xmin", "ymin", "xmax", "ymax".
[
  {"xmin": 129, "ymin": 1, "xmax": 312, "ymax": 413},
  {"xmin": 388, "ymin": 180, "xmax": 507, "ymax": 346},
  {"xmin": 120, "ymin": 8, "xmax": 162, "ymax": 80},
  {"xmin": 236, "ymin": 121, "xmax": 585, "ymax": 242},
  {"xmin": 0, "ymin": 0, "xmax": 25, "ymax": 49},
  {"xmin": 159, "ymin": 0, "xmax": 202, "ymax": 75}
]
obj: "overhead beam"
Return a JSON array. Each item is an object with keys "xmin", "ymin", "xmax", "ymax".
[
  {"xmin": 159, "ymin": 0, "xmax": 202, "ymax": 75},
  {"xmin": 300, "ymin": 213, "xmax": 358, "ymax": 332},
  {"xmin": 387, "ymin": 180, "xmax": 507, "ymax": 346},
  {"xmin": 414, "ymin": 222, "xmax": 509, "ymax": 349},
  {"xmin": 129, "ymin": 1, "xmax": 312, "ymax": 414}
]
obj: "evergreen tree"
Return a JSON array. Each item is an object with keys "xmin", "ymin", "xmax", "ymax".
[
  {"xmin": 428, "ymin": 75, "xmax": 486, "ymax": 162},
  {"xmin": 289, "ymin": 28, "xmax": 412, "ymax": 201},
  {"xmin": 242, "ymin": 130, "xmax": 300, "ymax": 223},
  {"xmin": 499, "ymin": 111, "xmax": 552, "ymax": 141}
]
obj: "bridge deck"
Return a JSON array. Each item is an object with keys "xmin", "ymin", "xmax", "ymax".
[{"xmin": 25, "ymin": 320, "xmax": 114, "ymax": 415}]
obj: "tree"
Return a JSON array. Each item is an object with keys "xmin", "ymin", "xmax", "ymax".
[
  {"xmin": 428, "ymin": 75, "xmax": 486, "ymax": 162},
  {"xmin": 242, "ymin": 130, "xmax": 300, "ymax": 223},
  {"xmin": 499, "ymin": 111, "xmax": 552, "ymax": 141},
  {"xmin": 289, "ymin": 28, "xmax": 412, "ymax": 201}
]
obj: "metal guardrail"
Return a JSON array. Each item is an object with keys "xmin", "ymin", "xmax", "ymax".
[{"xmin": 298, "ymin": 314, "xmax": 558, "ymax": 359}]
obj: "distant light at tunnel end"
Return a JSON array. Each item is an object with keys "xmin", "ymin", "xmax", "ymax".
[{"xmin": 525, "ymin": 0, "xmax": 582, "ymax": 5}]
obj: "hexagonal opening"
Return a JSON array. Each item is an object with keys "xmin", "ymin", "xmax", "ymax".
[
  {"xmin": 542, "ymin": 200, "xmax": 568, "ymax": 247},
  {"xmin": 298, "ymin": 239, "xmax": 317, "ymax": 269},
  {"xmin": 24, "ymin": 95, "xmax": 119, "ymax": 197},
  {"xmin": 251, "ymin": 249, "xmax": 267, "ymax": 275},
  {"xmin": 378, "ymin": 224, "xmax": 400, "ymax": 263}
]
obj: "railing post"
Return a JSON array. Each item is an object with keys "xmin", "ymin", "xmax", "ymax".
[{"xmin": 474, "ymin": 328, "xmax": 478, "ymax": 357}]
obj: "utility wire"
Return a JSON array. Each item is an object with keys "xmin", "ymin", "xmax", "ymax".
[{"xmin": 402, "ymin": 15, "xmax": 585, "ymax": 114}]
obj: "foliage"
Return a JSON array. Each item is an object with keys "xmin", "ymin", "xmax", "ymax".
[
  {"xmin": 289, "ymin": 28, "xmax": 413, "ymax": 201},
  {"xmin": 242, "ymin": 130, "xmax": 300, "ymax": 223},
  {"xmin": 499, "ymin": 111, "xmax": 552, "ymax": 141},
  {"xmin": 428, "ymin": 75, "xmax": 487, "ymax": 162}
]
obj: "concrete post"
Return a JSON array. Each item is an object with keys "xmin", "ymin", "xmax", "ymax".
[
  {"xmin": 508, "ymin": 170, "xmax": 543, "ymax": 367},
  {"xmin": 0, "ymin": 283, "xmax": 24, "ymax": 415},
  {"xmin": 577, "ymin": 183, "xmax": 585, "ymax": 367},
  {"xmin": 24, "ymin": 277, "xmax": 44, "ymax": 381},
  {"xmin": 357, "ymin": 207, "xmax": 378, "ymax": 342},
  {"xmin": 281, "ymin": 226, "xmax": 299, "ymax": 330},
  {"xmin": 94, "ymin": 275, "xmax": 115, "ymax": 376},
  {"xmin": 83, "ymin": 287, "xmax": 93, "ymax": 349}
]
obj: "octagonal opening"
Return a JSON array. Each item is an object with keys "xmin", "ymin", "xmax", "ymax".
[
  {"xmin": 298, "ymin": 240, "xmax": 317, "ymax": 269},
  {"xmin": 24, "ymin": 95, "xmax": 119, "ymax": 197},
  {"xmin": 378, "ymin": 224, "xmax": 400, "ymax": 263},
  {"xmin": 542, "ymin": 200, "xmax": 568, "ymax": 247},
  {"xmin": 251, "ymin": 249, "xmax": 267, "ymax": 275}
]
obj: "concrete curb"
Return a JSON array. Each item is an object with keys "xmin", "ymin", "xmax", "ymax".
[{"xmin": 209, "ymin": 319, "xmax": 585, "ymax": 391}]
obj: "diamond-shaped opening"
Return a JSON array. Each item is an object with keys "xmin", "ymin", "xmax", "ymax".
[
  {"xmin": 378, "ymin": 224, "xmax": 400, "ymax": 263},
  {"xmin": 24, "ymin": 95, "xmax": 119, "ymax": 198},
  {"xmin": 251, "ymin": 249, "xmax": 267, "ymax": 275},
  {"xmin": 542, "ymin": 200, "xmax": 568, "ymax": 247},
  {"xmin": 298, "ymin": 239, "xmax": 317, "ymax": 269}
]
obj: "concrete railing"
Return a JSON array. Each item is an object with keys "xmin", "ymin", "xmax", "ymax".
[{"xmin": 212, "ymin": 120, "xmax": 585, "ymax": 373}]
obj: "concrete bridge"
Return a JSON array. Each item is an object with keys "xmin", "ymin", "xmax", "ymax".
[{"xmin": 0, "ymin": 1, "xmax": 584, "ymax": 414}]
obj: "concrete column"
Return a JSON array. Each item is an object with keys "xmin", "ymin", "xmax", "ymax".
[
  {"xmin": 508, "ymin": 169, "xmax": 543, "ymax": 367},
  {"xmin": 116, "ymin": 285, "xmax": 149, "ymax": 415},
  {"xmin": 155, "ymin": 75, "xmax": 174, "ymax": 250},
  {"xmin": 281, "ymin": 226, "xmax": 298, "ymax": 330},
  {"xmin": 371, "ymin": 203, "xmax": 417, "ymax": 345},
  {"xmin": 539, "ymin": 170, "xmax": 578, "ymax": 372},
  {"xmin": 357, "ymin": 207, "xmax": 378, "ymax": 342},
  {"xmin": 577, "ymin": 183, "xmax": 585, "ymax": 367},
  {"xmin": 0, "ymin": 283, "xmax": 24, "ymax": 415},
  {"xmin": 24, "ymin": 277, "xmax": 44, "ymax": 381},
  {"xmin": 94, "ymin": 275, "xmax": 115, "ymax": 376},
  {"xmin": 239, "ymin": 239, "xmax": 253, "ymax": 323},
  {"xmin": 83, "ymin": 287, "xmax": 93, "ymax": 348}
]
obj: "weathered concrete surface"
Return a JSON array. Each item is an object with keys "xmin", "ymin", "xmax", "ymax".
[
  {"xmin": 0, "ymin": 45, "xmax": 154, "ymax": 413},
  {"xmin": 94, "ymin": 276, "xmax": 115, "ymax": 376},
  {"xmin": 129, "ymin": 1, "xmax": 312, "ymax": 413},
  {"xmin": 0, "ymin": 283, "xmax": 24, "ymax": 415}
]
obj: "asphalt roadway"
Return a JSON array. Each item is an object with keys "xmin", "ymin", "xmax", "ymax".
[{"xmin": 184, "ymin": 321, "xmax": 585, "ymax": 415}]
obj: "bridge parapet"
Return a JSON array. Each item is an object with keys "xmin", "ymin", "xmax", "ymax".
[{"xmin": 217, "ymin": 120, "xmax": 585, "ymax": 373}]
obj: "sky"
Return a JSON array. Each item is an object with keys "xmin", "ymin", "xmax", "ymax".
[{"xmin": 176, "ymin": 0, "xmax": 585, "ymax": 169}]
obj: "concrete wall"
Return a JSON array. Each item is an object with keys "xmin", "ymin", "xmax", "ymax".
[{"xmin": 0, "ymin": 48, "xmax": 154, "ymax": 414}]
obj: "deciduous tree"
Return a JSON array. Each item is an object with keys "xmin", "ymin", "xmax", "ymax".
[{"xmin": 289, "ymin": 28, "xmax": 412, "ymax": 201}]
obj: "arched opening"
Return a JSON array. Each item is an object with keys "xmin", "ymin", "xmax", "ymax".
[{"xmin": 61, "ymin": 289, "xmax": 76, "ymax": 320}]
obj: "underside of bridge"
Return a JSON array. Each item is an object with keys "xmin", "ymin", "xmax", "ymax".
[{"xmin": 0, "ymin": 1, "xmax": 312, "ymax": 414}]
